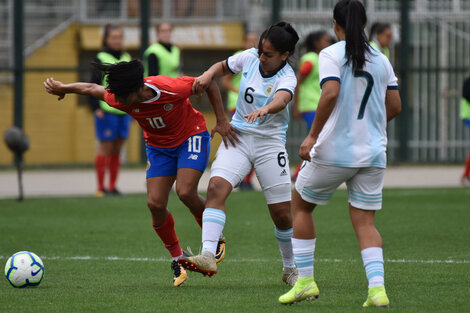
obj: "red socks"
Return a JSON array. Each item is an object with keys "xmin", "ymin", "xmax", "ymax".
[
  {"xmin": 191, "ymin": 209, "xmax": 203, "ymax": 228},
  {"xmin": 108, "ymin": 154, "xmax": 120, "ymax": 191},
  {"xmin": 463, "ymin": 151, "xmax": 470, "ymax": 179},
  {"xmin": 95, "ymin": 154, "xmax": 106, "ymax": 191},
  {"xmin": 153, "ymin": 213, "xmax": 182, "ymax": 258}
]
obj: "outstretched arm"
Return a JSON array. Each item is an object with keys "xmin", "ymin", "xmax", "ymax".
[
  {"xmin": 192, "ymin": 61, "xmax": 232, "ymax": 95},
  {"xmin": 44, "ymin": 77, "xmax": 105, "ymax": 101},
  {"xmin": 244, "ymin": 90, "xmax": 292, "ymax": 124},
  {"xmin": 205, "ymin": 80, "xmax": 240, "ymax": 148}
]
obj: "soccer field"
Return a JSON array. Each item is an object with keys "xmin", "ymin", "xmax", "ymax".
[{"xmin": 1, "ymin": 188, "xmax": 469, "ymax": 313}]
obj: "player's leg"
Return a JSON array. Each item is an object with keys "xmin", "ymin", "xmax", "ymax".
[
  {"xmin": 108, "ymin": 115, "xmax": 131, "ymax": 194},
  {"xmin": 94, "ymin": 112, "xmax": 115, "ymax": 196},
  {"xmin": 146, "ymin": 144, "xmax": 188, "ymax": 286},
  {"xmin": 279, "ymin": 160, "xmax": 351, "ymax": 304},
  {"xmin": 175, "ymin": 131, "xmax": 211, "ymax": 227},
  {"xmin": 179, "ymin": 136, "xmax": 252, "ymax": 276},
  {"xmin": 253, "ymin": 138, "xmax": 297, "ymax": 285},
  {"xmin": 347, "ymin": 167, "xmax": 389, "ymax": 307}
]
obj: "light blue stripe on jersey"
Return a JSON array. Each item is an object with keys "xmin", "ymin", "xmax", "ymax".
[
  {"xmin": 275, "ymin": 227, "xmax": 293, "ymax": 242},
  {"xmin": 202, "ymin": 208, "xmax": 226, "ymax": 226}
]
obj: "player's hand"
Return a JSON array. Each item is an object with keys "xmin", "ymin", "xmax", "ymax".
[
  {"xmin": 95, "ymin": 109, "xmax": 104, "ymax": 119},
  {"xmin": 299, "ymin": 135, "xmax": 316, "ymax": 161},
  {"xmin": 211, "ymin": 121, "xmax": 241, "ymax": 148},
  {"xmin": 192, "ymin": 72, "xmax": 213, "ymax": 96},
  {"xmin": 44, "ymin": 77, "xmax": 66, "ymax": 100},
  {"xmin": 244, "ymin": 107, "xmax": 269, "ymax": 124}
]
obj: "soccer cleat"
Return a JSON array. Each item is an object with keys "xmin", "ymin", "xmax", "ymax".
[
  {"xmin": 178, "ymin": 250, "xmax": 217, "ymax": 277},
  {"xmin": 95, "ymin": 189, "xmax": 107, "ymax": 197},
  {"xmin": 278, "ymin": 277, "xmax": 319, "ymax": 305},
  {"xmin": 282, "ymin": 267, "xmax": 298, "ymax": 286},
  {"xmin": 215, "ymin": 235, "xmax": 226, "ymax": 263},
  {"xmin": 362, "ymin": 286, "xmax": 390, "ymax": 307},
  {"xmin": 106, "ymin": 188, "xmax": 122, "ymax": 196},
  {"xmin": 171, "ymin": 260, "xmax": 187, "ymax": 287}
]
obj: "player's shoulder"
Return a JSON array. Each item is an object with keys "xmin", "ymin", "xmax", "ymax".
[
  {"xmin": 320, "ymin": 41, "xmax": 345, "ymax": 59},
  {"xmin": 276, "ymin": 63, "xmax": 296, "ymax": 79}
]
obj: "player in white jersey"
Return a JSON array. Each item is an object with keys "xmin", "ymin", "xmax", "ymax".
[
  {"xmin": 178, "ymin": 22, "xmax": 300, "ymax": 286},
  {"xmin": 279, "ymin": 0, "xmax": 402, "ymax": 306}
]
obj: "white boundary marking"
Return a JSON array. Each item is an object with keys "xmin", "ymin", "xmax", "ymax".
[{"xmin": 0, "ymin": 255, "xmax": 468, "ymax": 264}]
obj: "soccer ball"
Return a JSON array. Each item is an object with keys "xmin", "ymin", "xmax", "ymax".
[{"xmin": 4, "ymin": 251, "xmax": 45, "ymax": 288}]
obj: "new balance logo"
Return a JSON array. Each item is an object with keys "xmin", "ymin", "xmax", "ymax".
[
  {"xmin": 188, "ymin": 154, "xmax": 198, "ymax": 160},
  {"xmin": 280, "ymin": 169, "xmax": 288, "ymax": 176}
]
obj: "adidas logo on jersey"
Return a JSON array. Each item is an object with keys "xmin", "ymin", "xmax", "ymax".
[
  {"xmin": 280, "ymin": 169, "xmax": 288, "ymax": 176},
  {"xmin": 188, "ymin": 154, "xmax": 198, "ymax": 160}
]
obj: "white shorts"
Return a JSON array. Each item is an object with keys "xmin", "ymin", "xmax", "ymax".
[
  {"xmin": 211, "ymin": 133, "xmax": 291, "ymax": 204},
  {"xmin": 295, "ymin": 159, "xmax": 385, "ymax": 210}
]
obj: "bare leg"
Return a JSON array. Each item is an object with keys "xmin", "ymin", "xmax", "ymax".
[
  {"xmin": 175, "ymin": 168, "xmax": 205, "ymax": 225},
  {"xmin": 349, "ymin": 204, "xmax": 382, "ymax": 250}
]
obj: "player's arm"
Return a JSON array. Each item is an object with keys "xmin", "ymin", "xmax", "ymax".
[
  {"xmin": 205, "ymin": 79, "xmax": 240, "ymax": 148},
  {"xmin": 192, "ymin": 61, "xmax": 232, "ymax": 95},
  {"xmin": 44, "ymin": 77, "xmax": 105, "ymax": 101},
  {"xmin": 299, "ymin": 80, "xmax": 340, "ymax": 161},
  {"xmin": 244, "ymin": 90, "xmax": 292, "ymax": 124},
  {"xmin": 385, "ymin": 89, "xmax": 401, "ymax": 121}
]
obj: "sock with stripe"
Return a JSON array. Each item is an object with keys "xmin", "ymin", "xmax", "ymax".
[
  {"xmin": 361, "ymin": 247, "xmax": 385, "ymax": 288},
  {"xmin": 202, "ymin": 208, "xmax": 226, "ymax": 255},
  {"xmin": 152, "ymin": 213, "xmax": 182, "ymax": 259},
  {"xmin": 292, "ymin": 238, "xmax": 316, "ymax": 278},
  {"xmin": 275, "ymin": 227, "xmax": 295, "ymax": 268},
  {"xmin": 95, "ymin": 154, "xmax": 106, "ymax": 191},
  {"xmin": 108, "ymin": 154, "xmax": 120, "ymax": 191}
]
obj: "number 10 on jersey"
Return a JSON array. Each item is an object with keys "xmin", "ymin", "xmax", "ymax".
[{"xmin": 146, "ymin": 117, "xmax": 166, "ymax": 129}]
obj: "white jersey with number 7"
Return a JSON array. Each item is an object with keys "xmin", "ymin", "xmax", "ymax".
[{"xmin": 312, "ymin": 41, "xmax": 398, "ymax": 168}]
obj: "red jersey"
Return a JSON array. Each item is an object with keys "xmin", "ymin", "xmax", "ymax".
[{"xmin": 104, "ymin": 76, "xmax": 207, "ymax": 148}]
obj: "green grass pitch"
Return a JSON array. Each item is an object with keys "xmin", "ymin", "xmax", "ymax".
[{"xmin": 1, "ymin": 188, "xmax": 469, "ymax": 313}]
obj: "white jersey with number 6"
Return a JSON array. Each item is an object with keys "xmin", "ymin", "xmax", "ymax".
[
  {"xmin": 226, "ymin": 48, "xmax": 297, "ymax": 144},
  {"xmin": 312, "ymin": 41, "xmax": 398, "ymax": 168}
]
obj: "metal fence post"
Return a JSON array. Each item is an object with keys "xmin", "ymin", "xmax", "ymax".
[
  {"xmin": 140, "ymin": 0, "xmax": 150, "ymax": 163},
  {"xmin": 399, "ymin": 0, "xmax": 410, "ymax": 161}
]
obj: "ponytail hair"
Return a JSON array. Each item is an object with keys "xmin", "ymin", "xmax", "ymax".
[
  {"xmin": 92, "ymin": 59, "xmax": 144, "ymax": 100},
  {"xmin": 333, "ymin": 0, "xmax": 370, "ymax": 71},
  {"xmin": 258, "ymin": 21, "xmax": 299, "ymax": 56}
]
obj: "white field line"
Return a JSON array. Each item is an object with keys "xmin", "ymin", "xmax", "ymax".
[{"xmin": 0, "ymin": 255, "xmax": 469, "ymax": 264}]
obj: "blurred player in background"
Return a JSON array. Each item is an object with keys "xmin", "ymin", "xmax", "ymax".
[
  {"xmin": 221, "ymin": 32, "xmax": 258, "ymax": 190},
  {"xmin": 179, "ymin": 22, "xmax": 300, "ymax": 286},
  {"xmin": 279, "ymin": 0, "xmax": 401, "ymax": 306},
  {"xmin": 44, "ymin": 60, "xmax": 239, "ymax": 287},
  {"xmin": 460, "ymin": 76, "xmax": 470, "ymax": 185},
  {"xmin": 292, "ymin": 30, "xmax": 334, "ymax": 181},
  {"xmin": 90, "ymin": 24, "xmax": 131, "ymax": 196},
  {"xmin": 369, "ymin": 22, "xmax": 393, "ymax": 60},
  {"xmin": 143, "ymin": 23, "xmax": 180, "ymax": 77}
]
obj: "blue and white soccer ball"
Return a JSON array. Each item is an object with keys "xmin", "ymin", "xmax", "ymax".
[{"xmin": 4, "ymin": 251, "xmax": 45, "ymax": 288}]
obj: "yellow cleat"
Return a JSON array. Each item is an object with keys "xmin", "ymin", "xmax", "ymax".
[
  {"xmin": 363, "ymin": 286, "xmax": 390, "ymax": 307},
  {"xmin": 171, "ymin": 260, "xmax": 187, "ymax": 287},
  {"xmin": 215, "ymin": 235, "xmax": 226, "ymax": 264},
  {"xmin": 279, "ymin": 277, "xmax": 319, "ymax": 305}
]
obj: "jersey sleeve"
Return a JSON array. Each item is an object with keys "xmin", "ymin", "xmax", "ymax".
[
  {"xmin": 319, "ymin": 48, "xmax": 341, "ymax": 88},
  {"xmin": 274, "ymin": 72, "xmax": 297, "ymax": 100},
  {"xmin": 299, "ymin": 60, "xmax": 313, "ymax": 77},
  {"xmin": 385, "ymin": 58, "xmax": 398, "ymax": 89},
  {"xmin": 153, "ymin": 76, "xmax": 195, "ymax": 100},
  {"xmin": 104, "ymin": 91, "xmax": 119, "ymax": 107},
  {"xmin": 226, "ymin": 48, "xmax": 258, "ymax": 74}
]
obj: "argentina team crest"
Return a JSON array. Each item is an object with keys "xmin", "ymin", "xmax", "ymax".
[
  {"xmin": 264, "ymin": 84, "xmax": 274, "ymax": 96},
  {"xmin": 164, "ymin": 103, "xmax": 173, "ymax": 111}
]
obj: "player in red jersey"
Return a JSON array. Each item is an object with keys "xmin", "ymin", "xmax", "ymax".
[{"xmin": 44, "ymin": 59, "xmax": 239, "ymax": 287}]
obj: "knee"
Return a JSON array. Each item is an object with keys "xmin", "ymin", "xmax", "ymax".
[
  {"xmin": 207, "ymin": 179, "xmax": 224, "ymax": 198},
  {"xmin": 147, "ymin": 196, "xmax": 166, "ymax": 214},
  {"xmin": 175, "ymin": 185, "xmax": 197, "ymax": 204},
  {"xmin": 272, "ymin": 208, "xmax": 293, "ymax": 228}
]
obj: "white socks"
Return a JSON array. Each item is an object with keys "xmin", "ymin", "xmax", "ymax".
[
  {"xmin": 275, "ymin": 227, "xmax": 295, "ymax": 268},
  {"xmin": 292, "ymin": 238, "xmax": 316, "ymax": 278},
  {"xmin": 361, "ymin": 247, "xmax": 385, "ymax": 288},
  {"xmin": 202, "ymin": 208, "xmax": 226, "ymax": 255}
]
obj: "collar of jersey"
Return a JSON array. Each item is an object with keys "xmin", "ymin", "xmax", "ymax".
[
  {"xmin": 141, "ymin": 82, "xmax": 161, "ymax": 103},
  {"xmin": 258, "ymin": 61, "xmax": 287, "ymax": 78}
]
